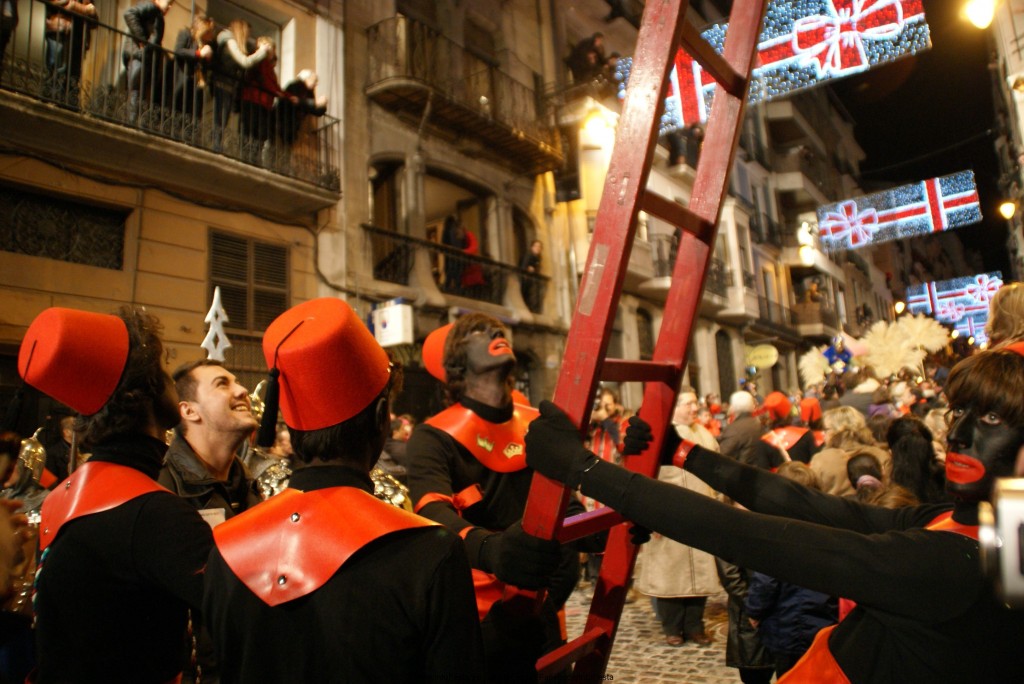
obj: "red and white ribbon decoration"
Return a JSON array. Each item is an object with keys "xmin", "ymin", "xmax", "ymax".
[
  {"xmin": 792, "ymin": 0, "xmax": 905, "ymax": 78},
  {"xmin": 820, "ymin": 201, "xmax": 878, "ymax": 246}
]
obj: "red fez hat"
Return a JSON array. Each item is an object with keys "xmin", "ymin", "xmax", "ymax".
[
  {"xmin": 422, "ymin": 323, "xmax": 453, "ymax": 382},
  {"xmin": 758, "ymin": 391, "xmax": 792, "ymax": 421},
  {"xmin": 263, "ymin": 298, "xmax": 390, "ymax": 431},
  {"xmin": 800, "ymin": 397, "xmax": 822, "ymax": 423},
  {"xmin": 18, "ymin": 308, "xmax": 130, "ymax": 415}
]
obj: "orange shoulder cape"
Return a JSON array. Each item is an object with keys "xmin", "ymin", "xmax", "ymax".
[{"xmin": 214, "ymin": 487, "xmax": 436, "ymax": 606}]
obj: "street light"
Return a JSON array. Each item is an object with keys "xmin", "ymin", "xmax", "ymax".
[
  {"xmin": 999, "ymin": 199, "xmax": 1018, "ymax": 219},
  {"xmin": 964, "ymin": 0, "xmax": 997, "ymax": 29},
  {"xmin": 894, "ymin": 300, "xmax": 906, "ymax": 315}
]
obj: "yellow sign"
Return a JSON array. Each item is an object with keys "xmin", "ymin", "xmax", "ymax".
[{"xmin": 746, "ymin": 344, "xmax": 779, "ymax": 369}]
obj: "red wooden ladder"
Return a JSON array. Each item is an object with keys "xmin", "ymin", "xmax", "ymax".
[{"xmin": 522, "ymin": 0, "xmax": 770, "ymax": 679}]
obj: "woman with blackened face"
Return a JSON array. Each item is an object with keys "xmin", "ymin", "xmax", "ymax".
[
  {"xmin": 944, "ymin": 348, "xmax": 1024, "ymax": 509},
  {"xmin": 523, "ymin": 345, "xmax": 1024, "ymax": 682}
]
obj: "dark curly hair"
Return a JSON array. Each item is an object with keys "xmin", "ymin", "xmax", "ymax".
[
  {"xmin": 289, "ymin": 385, "xmax": 389, "ymax": 468},
  {"xmin": 945, "ymin": 349, "xmax": 1024, "ymax": 430},
  {"xmin": 75, "ymin": 307, "xmax": 177, "ymax": 447},
  {"xmin": 442, "ymin": 313, "xmax": 514, "ymax": 405}
]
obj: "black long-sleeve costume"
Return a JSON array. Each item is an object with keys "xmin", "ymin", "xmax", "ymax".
[
  {"xmin": 203, "ymin": 466, "xmax": 483, "ymax": 684},
  {"xmin": 577, "ymin": 447, "xmax": 1024, "ymax": 683},
  {"xmin": 35, "ymin": 435, "xmax": 212, "ymax": 683}
]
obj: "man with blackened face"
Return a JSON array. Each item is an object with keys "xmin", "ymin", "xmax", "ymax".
[{"xmin": 406, "ymin": 313, "xmax": 585, "ymax": 682}]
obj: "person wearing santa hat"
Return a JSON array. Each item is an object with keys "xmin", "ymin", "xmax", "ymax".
[
  {"xmin": 408, "ymin": 313, "xmax": 580, "ymax": 682},
  {"xmin": 202, "ymin": 298, "xmax": 483, "ymax": 682},
  {"xmin": 21, "ymin": 306, "xmax": 213, "ymax": 683}
]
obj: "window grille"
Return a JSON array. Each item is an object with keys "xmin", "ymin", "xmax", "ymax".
[{"xmin": 0, "ymin": 184, "xmax": 127, "ymax": 269}]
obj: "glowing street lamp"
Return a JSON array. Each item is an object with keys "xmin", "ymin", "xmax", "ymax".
[
  {"xmin": 894, "ymin": 300, "xmax": 906, "ymax": 315},
  {"xmin": 999, "ymin": 200, "xmax": 1017, "ymax": 220},
  {"xmin": 963, "ymin": 0, "xmax": 997, "ymax": 29}
]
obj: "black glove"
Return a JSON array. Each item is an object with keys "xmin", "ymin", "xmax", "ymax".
[
  {"xmin": 545, "ymin": 544, "xmax": 582, "ymax": 609},
  {"xmin": 628, "ymin": 524, "xmax": 652, "ymax": 545},
  {"xmin": 621, "ymin": 415, "xmax": 653, "ymax": 456},
  {"xmin": 622, "ymin": 414, "xmax": 690, "ymax": 466},
  {"xmin": 526, "ymin": 400, "xmax": 597, "ymax": 489},
  {"xmin": 479, "ymin": 521, "xmax": 562, "ymax": 589}
]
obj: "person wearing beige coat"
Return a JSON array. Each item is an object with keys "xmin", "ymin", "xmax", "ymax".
[
  {"xmin": 635, "ymin": 388, "xmax": 722, "ymax": 646},
  {"xmin": 809, "ymin": 407, "xmax": 892, "ymax": 497}
]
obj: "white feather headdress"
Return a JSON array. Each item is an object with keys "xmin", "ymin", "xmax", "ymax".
[
  {"xmin": 860, "ymin": 320, "xmax": 926, "ymax": 378},
  {"xmin": 798, "ymin": 345, "xmax": 832, "ymax": 387}
]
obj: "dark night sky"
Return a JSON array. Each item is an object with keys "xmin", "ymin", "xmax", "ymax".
[{"xmin": 828, "ymin": 0, "xmax": 1009, "ymax": 277}]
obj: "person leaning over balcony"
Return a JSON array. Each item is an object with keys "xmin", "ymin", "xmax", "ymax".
[
  {"xmin": 441, "ymin": 215, "xmax": 467, "ymax": 291},
  {"xmin": 42, "ymin": 0, "xmax": 97, "ymax": 104},
  {"xmin": 275, "ymin": 69, "xmax": 327, "ymax": 146},
  {"xmin": 518, "ymin": 239, "xmax": 543, "ymax": 312},
  {"xmin": 209, "ymin": 19, "xmax": 268, "ymax": 152},
  {"xmin": 170, "ymin": 12, "xmax": 214, "ymax": 125},
  {"xmin": 123, "ymin": 0, "xmax": 173, "ymax": 124},
  {"xmin": 239, "ymin": 36, "xmax": 294, "ymax": 166},
  {"xmin": 272, "ymin": 68, "xmax": 326, "ymax": 175}
]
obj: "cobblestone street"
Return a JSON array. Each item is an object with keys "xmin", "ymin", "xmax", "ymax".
[{"xmin": 564, "ymin": 585, "xmax": 749, "ymax": 683}]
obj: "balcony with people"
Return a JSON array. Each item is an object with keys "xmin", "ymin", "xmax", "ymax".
[{"xmin": 0, "ymin": 0, "xmax": 341, "ymax": 221}]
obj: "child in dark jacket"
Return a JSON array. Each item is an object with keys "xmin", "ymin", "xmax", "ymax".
[{"xmin": 743, "ymin": 462, "xmax": 838, "ymax": 677}]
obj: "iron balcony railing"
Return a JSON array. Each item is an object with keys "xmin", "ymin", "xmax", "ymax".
[
  {"xmin": 757, "ymin": 295, "xmax": 794, "ymax": 328},
  {"xmin": 793, "ymin": 302, "xmax": 839, "ymax": 329},
  {"xmin": 0, "ymin": 0, "xmax": 340, "ymax": 190},
  {"xmin": 365, "ymin": 16, "xmax": 560, "ymax": 172},
  {"xmin": 363, "ymin": 224, "xmax": 548, "ymax": 313},
  {"xmin": 706, "ymin": 258, "xmax": 731, "ymax": 297}
]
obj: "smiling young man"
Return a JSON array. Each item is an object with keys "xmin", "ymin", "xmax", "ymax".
[
  {"xmin": 407, "ymin": 313, "xmax": 576, "ymax": 683},
  {"xmin": 160, "ymin": 359, "xmax": 261, "ymax": 528},
  {"xmin": 159, "ymin": 359, "xmax": 262, "ymax": 683},
  {"xmin": 525, "ymin": 346, "xmax": 1024, "ymax": 683}
]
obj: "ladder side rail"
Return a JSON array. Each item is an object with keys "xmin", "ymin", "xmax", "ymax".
[
  {"xmin": 623, "ymin": 0, "xmax": 769, "ymax": 501},
  {"xmin": 522, "ymin": 0, "xmax": 693, "ymax": 541},
  {"xmin": 679, "ymin": 19, "xmax": 743, "ymax": 96},
  {"xmin": 570, "ymin": 0, "xmax": 771, "ymax": 679}
]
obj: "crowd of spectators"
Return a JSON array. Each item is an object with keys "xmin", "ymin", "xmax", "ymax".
[
  {"xmin": 1, "ymin": 289, "xmax": 1022, "ymax": 681},
  {"xmin": 10, "ymin": 0, "xmax": 328, "ymax": 172}
]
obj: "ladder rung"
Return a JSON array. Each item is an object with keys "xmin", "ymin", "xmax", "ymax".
[
  {"xmin": 680, "ymin": 18, "xmax": 745, "ymax": 97},
  {"xmin": 536, "ymin": 627, "xmax": 608, "ymax": 678},
  {"xmin": 640, "ymin": 192, "xmax": 715, "ymax": 245},
  {"xmin": 601, "ymin": 359, "xmax": 680, "ymax": 384},
  {"xmin": 556, "ymin": 507, "xmax": 625, "ymax": 543}
]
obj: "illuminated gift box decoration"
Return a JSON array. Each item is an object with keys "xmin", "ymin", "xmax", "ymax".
[
  {"xmin": 816, "ymin": 170, "xmax": 981, "ymax": 252},
  {"xmin": 614, "ymin": 0, "xmax": 931, "ymax": 133},
  {"xmin": 906, "ymin": 271, "xmax": 1002, "ymax": 345}
]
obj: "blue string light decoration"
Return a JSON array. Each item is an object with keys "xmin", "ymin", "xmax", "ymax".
[
  {"xmin": 906, "ymin": 271, "xmax": 1003, "ymax": 345},
  {"xmin": 816, "ymin": 170, "xmax": 981, "ymax": 252},
  {"xmin": 614, "ymin": 0, "xmax": 931, "ymax": 133}
]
